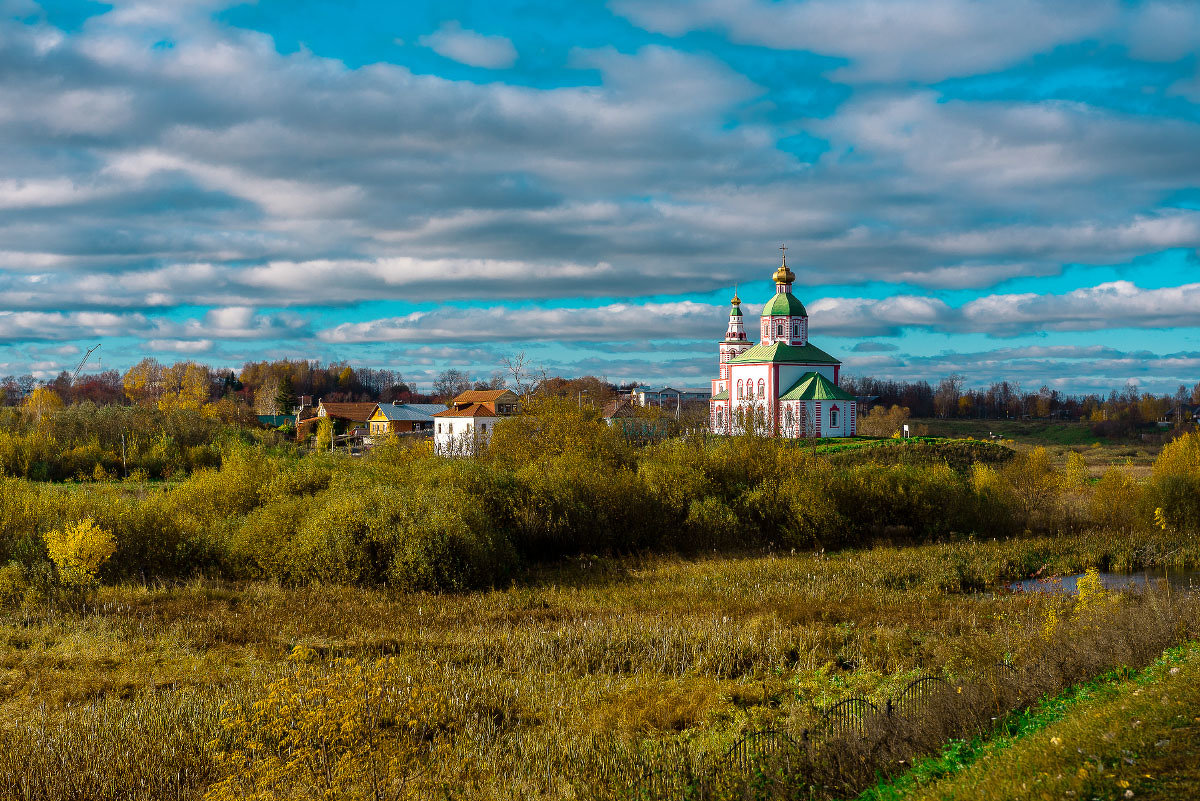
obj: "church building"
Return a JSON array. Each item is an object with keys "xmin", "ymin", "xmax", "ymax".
[{"xmin": 709, "ymin": 253, "xmax": 857, "ymax": 438}]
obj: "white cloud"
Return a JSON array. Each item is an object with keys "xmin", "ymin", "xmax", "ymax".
[
  {"xmin": 419, "ymin": 21, "xmax": 518, "ymax": 69},
  {"xmin": 614, "ymin": 0, "xmax": 1200, "ymax": 84},
  {"xmin": 146, "ymin": 338, "xmax": 214, "ymax": 353},
  {"xmin": 319, "ymin": 301, "xmax": 724, "ymax": 344}
]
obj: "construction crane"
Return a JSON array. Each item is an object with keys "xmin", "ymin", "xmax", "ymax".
[{"xmin": 70, "ymin": 344, "xmax": 101, "ymax": 385}]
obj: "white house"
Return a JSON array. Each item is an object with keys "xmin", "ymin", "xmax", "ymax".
[
  {"xmin": 433, "ymin": 389, "xmax": 519, "ymax": 455},
  {"xmin": 631, "ymin": 386, "xmax": 711, "ymax": 407},
  {"xmin": 709, "ymin": 255, "xmax": 857, "ymax": 438}
]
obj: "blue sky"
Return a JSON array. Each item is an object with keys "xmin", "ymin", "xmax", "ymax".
[{"xmin": 2, "ymin": 0, "xmax": 1200, "ymax": 394}]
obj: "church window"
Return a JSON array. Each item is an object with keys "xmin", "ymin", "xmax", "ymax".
[
  {"xmin": 758, "ymin": 379, "xmax": 766, "ymax": 398},
  {"xmin": 716, "ymin": 409, "xmax": 724, "ymax": 427},
  {"xmin": 737, "ymin": 379, "xmax": 743, "ymax": 399},
  {"xmin": 776, "ymin": 323, "xmax": 783, "ymax": 337},
  {"xmin": 793, "ymin": 322, "xmax": 799, "ymax": 338},
  {"xmin": 830, "ymin": 407, "xmax": 839, "ymax": 427}
]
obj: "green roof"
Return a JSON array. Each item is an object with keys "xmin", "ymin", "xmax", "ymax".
[
  {"xmin": 761, "ymin": 292, "xmax": 807, "ymax": 317},
  {"xmin": 711, "ymin": 389, "xmax": 729, "ymax": 400},
  {"xmin": 780, "ymin": 371, "xmax": 856, "ymax": 401},
  {"xmin": 728, "ymin": 341, "xmax": 841, "ymax": 365},
  {"xmin": 730, "ymin": 306, "xmax": 742, "ymax": 317}
]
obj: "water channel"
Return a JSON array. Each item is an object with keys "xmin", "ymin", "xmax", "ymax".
[{"xmin": 1009, "ymin": 569, "xmax": 1200, "ymax": 595}]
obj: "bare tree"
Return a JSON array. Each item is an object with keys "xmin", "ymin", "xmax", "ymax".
[
  {"xmin": 502, "ymin": 352, "xmax": 548, "ymax": 398},
  {"xmin": 432, "ymin": 369, "xmax": 471, "ymax": 401}
]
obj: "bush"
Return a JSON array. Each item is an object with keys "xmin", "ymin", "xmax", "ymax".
[{"xmin": 1150, "ymin": 428, "xmax": 1200, "ymax": 533}]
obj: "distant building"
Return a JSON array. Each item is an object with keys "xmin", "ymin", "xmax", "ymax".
[
  {"xmin": 632, "ymin": 386, "xmax": 711, "ymax": 407},
  {"xmin": 433, "ymin": 389, "xmax": 520, "ymax": 455},
  {"xmin": 297, "ymin": 400, "xmax": 379, "ymax": 442},
  {"xmin": 709, "ymin": 253, "xmax": 857, "ymax": 438},
  {"xmin": 602, "ymin": 397, "xmax": 669, "ymax": 438},
  {"xmin": 366, "ymin": 401, "xmax": 444, "ymax": 438}
]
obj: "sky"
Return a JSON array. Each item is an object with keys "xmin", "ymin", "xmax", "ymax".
[{"xmin": 1, "ymin": 0, "xmax": 1200, "ymax": 395}]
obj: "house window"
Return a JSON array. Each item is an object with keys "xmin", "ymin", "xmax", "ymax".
[
  {"xmin": 758, "ymin": 379, "xmax": 766, "ymax": 398},
  {"xmin": 830, "ymin": 407, "xmax": 839, "ymax": 427},
  {"xmin": 437, "ymin": 423, "xmax": 442, "ymax": 433},
  {"xmin": 481, "ymin": 423, "xmax": 487, "ymax": 432},
  {"xmin": 448, "ymin": 423, "xmax": 454, "ymax": 434}
]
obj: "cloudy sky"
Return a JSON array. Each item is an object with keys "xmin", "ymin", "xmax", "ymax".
[{"xmin": 2, "ymin": 0, "xmax": 1199, "ymax": 393}]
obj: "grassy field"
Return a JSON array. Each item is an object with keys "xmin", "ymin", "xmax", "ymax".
[
  {"xmin": 1, "ymin": 532, "xmax": 1198, "ymax": 800},
  {"xmin": 916, "ymin": 417, "xmax": 1168, "ymax": 475},
  {"xmin": 864, "ymin": 642, "xmax": 1200, "ymax": 800}
]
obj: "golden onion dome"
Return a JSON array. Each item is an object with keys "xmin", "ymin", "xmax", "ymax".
[
  {"xmin": 772, "ymin": 262, "xmax": 795, "ymax": 285},
  {"xmin": 731, "ymin": 290, "xmax": 741, "ymax": 306}
]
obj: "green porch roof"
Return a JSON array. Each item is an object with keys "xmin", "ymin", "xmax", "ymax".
[
  {"xmin": 711, "ymin": 389, "xmax": 729, "ymax": 400},
  {"xmin": 728, "ymin": 341, "xmax": 841, "ymax": 365},
  {"xmin": 761, "ymin": 292, "xmax": 807, "ymax": 317},
  {"xmin": 779, "ymin": 371, "xmax": 856, "ymax": 401}
]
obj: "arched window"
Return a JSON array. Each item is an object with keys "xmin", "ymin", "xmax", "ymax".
[
  {"xmin": 716, "ymin": 409, "xmax": 724, "ymax": 428},
  {"xmin": 830, "ymin": 407, "xmax": 839, "ymax": 427},
  {"xmin": 746, "ymin": 380, "xmax": 754, "ymax": 400},
  {"xmin": 776, "ymin": 323, "xmax": 784, "ymax": 337},
  {"xmin": 758, "ymin": 379, "xmax": 766, "ymax": 398},
  {"xmin": 737, "ymin": 379, "xmax": 743, "ymax": 399}
]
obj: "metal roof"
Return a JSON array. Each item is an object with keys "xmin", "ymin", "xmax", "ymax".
[
  {"xmin": 728, "ymin": 341, "xmax": 840, "ymax": 365},
  {"xmin": 761, "ymin": 292, "xmax": 808, "ymax": 317},
  {"xmin": 779, "ymin": 371, "xmax": 856, "ymax": 401},
  {"xmin": 371, "ymin": 402, "xmax": 445, "ymax": 422}
]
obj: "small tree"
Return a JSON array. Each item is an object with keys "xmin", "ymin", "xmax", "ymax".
[
  {"xmin": 23, "ymin": 386, "xmax": 63, "ymax": 424},
  {"xmin": 274, "ymin": 374, "xmax": 298, "ymax": 416},
  {"xmin": 42, "ymin": 518, "xmax": 116, "ymax": 605},
  {"xmin": 316, "ymin": 417, "xmax": 334, "ymax": 451}
]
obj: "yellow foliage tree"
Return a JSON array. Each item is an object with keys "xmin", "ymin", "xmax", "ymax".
[
  {"xmin": 206, "ymin": 651, "xmax": 452, "ymax": 801},
  {"xmin": 123, "ymin": 357, "xmax": 163, "ymax": 405},
  {"xmin": 42, "ymin": 518, "xmax": 116, "ymax": 590},
  {"xmin": 23, "ymin": 386, "xmax": 63, "ymax": 423},
  {"xmin": 158, "ymin": 362, "xmax": 212, "ymax": 412},
  {"xmin": 315, "ymin": 417, "xmax": 334, "ymax": 451}
]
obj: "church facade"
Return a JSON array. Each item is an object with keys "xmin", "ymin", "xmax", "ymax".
[{"xmin": 709, "ymin": 257, "xmax": 857, "ymax": 438}]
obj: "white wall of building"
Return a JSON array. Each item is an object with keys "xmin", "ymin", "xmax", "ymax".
[{"xmin": 434, "ymin": 415, "xmax": 499, "ymax": 455}]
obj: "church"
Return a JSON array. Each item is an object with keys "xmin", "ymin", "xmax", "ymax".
[{"xmin": 709, "ymin": 252, "xmax": 857, "ymax": 438}]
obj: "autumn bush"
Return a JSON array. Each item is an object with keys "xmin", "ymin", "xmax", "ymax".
[
  {"xmin": 0, "ymin": 402, "xmax": 288, "ymax": 481},
  {"xmin": 0, "ymin": 404, "xmax": 1196, "ymax": 594}
]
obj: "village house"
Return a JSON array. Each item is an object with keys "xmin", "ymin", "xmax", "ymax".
[
  {"xmin": 433, "ymin": 389, "xmax": 519, "ymax": 455},
  {"xmin": 296, "ymin": 400, "xmax": 379, "ymax": 441},
  {"xmin": 366, "ymin": 401, "xmax": 445, "ymax": 439},
  {"xmin": 631, "ymin": 386, "xmax": 711, "ymax": 407},
  {"xmin": 710, "ymin": 252, "xmax": 857, "ymax": 438}
]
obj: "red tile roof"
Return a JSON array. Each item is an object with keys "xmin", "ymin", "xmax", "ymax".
[
  {"xmin": 451, "ymin": 389, "xmax": 515, "ymax": 404},
  {"xmin": 434, "ymin": 402, "xmax": 497, "ymax": 418}
]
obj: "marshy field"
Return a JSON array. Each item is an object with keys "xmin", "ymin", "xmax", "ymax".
[{"xmin": 1, "ymin": 403, "xmax": 1198, "ymax": 800}]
